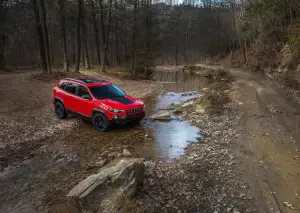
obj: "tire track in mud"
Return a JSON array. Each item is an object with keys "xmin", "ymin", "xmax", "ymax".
[
  {"xmin": 233, "ymin": 73, "xmax": 300, "ymax": 213},
  {"xmin": 196, "ymin": 64, "xmax": 300, "ymax": 212}
]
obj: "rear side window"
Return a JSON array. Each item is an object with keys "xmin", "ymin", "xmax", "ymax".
[
  {"xmin": 59, "ymin": 82, "xmax": 67, "ymax": 90},
  {"xmin": 65, "ymin": 83, "xmax": 77, "ymax": 94}
]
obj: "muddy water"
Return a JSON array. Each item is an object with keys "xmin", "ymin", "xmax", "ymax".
[{"xmin": 66, "ymin": 69, "xmax": 206, "ymax": 160}]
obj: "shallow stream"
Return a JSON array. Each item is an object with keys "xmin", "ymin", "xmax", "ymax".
[{"xmin": 67, "ymin": 68, "xmax": 207, "ymax": 159}]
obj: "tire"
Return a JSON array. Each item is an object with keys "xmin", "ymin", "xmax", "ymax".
[
  {"xmin": 54, "ymin": 102, "xmax": 68, "ymax": 119},
  {"xmin": 92, "ymin": 113, "xmax": 110, "ymax": 132}
]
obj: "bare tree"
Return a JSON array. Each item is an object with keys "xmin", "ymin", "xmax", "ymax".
[
  {"xmin": 40, "ymin": 0, "xmax": 52, "ymax": 74},
  {"xmin": 104, "ymin": 0, "xmax": 113, "ymax": 66},
  {"xmin": 99, "ymin": 0, "xmax": 106, "ymax": 65},
  {"xmin": 31, "ymin": 0, "xmax": 47, "ymax": 72},
  {"xmin": 59, "ymin": 0, "xmax": 69, "ymax": 72},
  {"xmin": 131, "ymin": 0, "xmax": 138, "ymax": 74},
  {"xmin": 75, "ymin": 0, "xmax": 83, "ymax": 72},
  {"xmin": 90, "ymin": 0, "xmax": 101, "ymax": 65},
  {"xmin": 82, "ymin": 16, "xmax": 91, "ymax": 69}
]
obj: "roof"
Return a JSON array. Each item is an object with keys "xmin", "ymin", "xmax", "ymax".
[{"xmin": 62, "ymin": 78, "xmax": 110, "ymax": 86}]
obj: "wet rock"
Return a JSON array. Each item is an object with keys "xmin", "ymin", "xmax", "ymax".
[
  {"xmin": 173, "ymin": 108, "xmax": 183, "ymax": 114},
  {"xmin": 182, "ymin": 101, "xmax": 194, "ymax": 107},
  {"xmin": 66, "ymin": 159, "xmax": 145, "ymax": 213},
  {"xmin": 107, "ymin": 151, "xmax": 118, "ymax": 158},
  {"xmin": 283, "ymin": 201, "xmax": 295, "ymax": 209},
  {"xmin": 100, "ymin": 150, "xmax": 109, "ymax": 157},
  {"xmin": 149, "ymin": 110, "xmax": 172, "ymax": 121},
  {"xmin": 144, "ymin": 161, "xmax": 156, "ymax": 176},
  {"xmin": 123, "ymin": 149, "xmax": 132, "ymax": 157},
  {"xmin": 95, "ymin": 158, "xmax": 107, "ymax": 167},
  {"xmin": 195, "ymin": 105, "xmax": 205, "ymax": 114}
]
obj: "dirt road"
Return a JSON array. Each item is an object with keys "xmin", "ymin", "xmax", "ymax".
[
  {"xmin": 1, "ymin": 67, "xmax": 300, "ymax": 213},
  {"xmin": 198, "ymin": 64, "xmax": 300, "ymax": 212}
]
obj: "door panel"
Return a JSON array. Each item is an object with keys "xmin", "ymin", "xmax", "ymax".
[
  {"xmin": 64, "ymin": 83, "xmax": 78, "ymax": 111},
  {"xmin": 74, "ymin": 85, "xmax": 93, "ymax": 117}
]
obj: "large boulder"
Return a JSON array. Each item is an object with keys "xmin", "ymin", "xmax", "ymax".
[
  {"xmin": 66, "ymin": 158, "xmax": 145, "ymax": 213},
  {"xmin": 149, "ymin": 110, "xmax": 172, "ymax": 121}
]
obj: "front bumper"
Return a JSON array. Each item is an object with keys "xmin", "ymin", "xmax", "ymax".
[{"xmin": 111, "ymin": 112, "xmax": 145, "ymax": 124}]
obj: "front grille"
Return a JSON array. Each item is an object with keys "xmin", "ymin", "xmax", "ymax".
[{"xmin": 127, "ymin": 107, "xmax": 143, "ymax": 115}]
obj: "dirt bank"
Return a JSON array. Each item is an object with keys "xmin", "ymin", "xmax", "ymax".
[{"xmin": 134, "ymin": 65, "xmax": 300, "ymax": 213}]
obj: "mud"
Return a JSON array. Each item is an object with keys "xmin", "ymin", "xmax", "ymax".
[{"xmin": 0, "ymin": 69, "xmax": 205, "ymax": 213}]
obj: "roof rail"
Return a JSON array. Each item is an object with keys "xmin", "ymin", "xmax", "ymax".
[{"xmin": 63, "ymin": 78, "xmax": 107, "ymax": 84}]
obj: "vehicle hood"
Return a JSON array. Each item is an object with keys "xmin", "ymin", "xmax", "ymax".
[{"xmin": 95, "ymin": 95, "xmax": 143, "ymax": 109}]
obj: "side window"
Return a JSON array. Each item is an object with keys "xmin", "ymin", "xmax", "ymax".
[
  {"xmin": 59, "ymin": 82, "xmax": 66, "ymax": 90},
  {"xmin": 65, "ymin": 83, "xmax": 77, "ymax": 95},
  {"xmin": 77, "ymin": 86, "xmax": 91, "ymax": 98}
]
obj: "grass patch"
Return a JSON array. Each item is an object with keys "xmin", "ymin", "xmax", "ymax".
[
  {"xmin": 198, "ymin": 70, "xmax": 233, "ymax": 115},
  {"xmin": 99, "ymin": 187, "xmax": 147, "ymax": 213},
  {"xmin": 206, "ymin": 68, "xmax": 233, "ymax": 82}
]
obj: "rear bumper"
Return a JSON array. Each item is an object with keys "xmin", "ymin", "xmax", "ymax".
[{"xmin": 111, "ymin": 112, "xmax": 145, "ymax": 124}]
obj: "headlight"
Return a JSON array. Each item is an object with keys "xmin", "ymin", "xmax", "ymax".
[{"xmin": 109, "ymin": 108, "xmax": 124, "ymax": 113}]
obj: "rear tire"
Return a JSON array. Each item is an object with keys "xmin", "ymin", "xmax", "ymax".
[
  {"xmin": 54, "ymin": 102, "xmax": 68, "ymax": 119},
  {"xmin": 92, "ymin": 113, "xmax": 110, "ymax": 132}
]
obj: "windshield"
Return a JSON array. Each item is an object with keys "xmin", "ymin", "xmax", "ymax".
[{"xmin": 89, "ymin": 84, "xmax": 125, "ymax": 99}]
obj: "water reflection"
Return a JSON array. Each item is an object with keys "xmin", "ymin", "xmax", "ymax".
[
  {"xmin": 144, "ymin": 120, "xmax": 200, "ymax": 158},
  {"xmin": 137, "ymin": 69, "xmax": 204, "ymax": 159}
]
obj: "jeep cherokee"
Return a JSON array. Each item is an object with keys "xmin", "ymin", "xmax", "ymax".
[{"xmin": 52, "ymin": 78, "xmax": 145, "ymax": 131}]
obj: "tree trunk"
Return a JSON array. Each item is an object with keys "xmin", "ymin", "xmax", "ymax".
[
  {"xmin": 31, "ymin": 0, "xmax": 47, "ymax": 72},
  {"xmin": 131, "ymin": 0, "xmax": 138, "ymax": 74},
  {"xmin": 40, "ymin": 0, "xmax": 52, "ymax": 74},
  {"xmin": 91, "ymin": 0, "xmax": 101, "ymax": 65},
  {"xmin": 82, "ymin": 43, "xmax": 85, "ymax": 67},
  {"xmin": 175, "ymin": 44, "xmax": 179, "ymax": 65},
  {"xmin": 0, "ymin": 1, "xmax": 6, "ymax": 70},
  {"xmin": 82, "ymin": 20, "xmax": 91, "ymax": 69},
  {"xmin": 59, "ymin": 0, "xmax": 69, "ymax": 72},
  {"xmin": 71, "ymin": 30, "xmax": 76, "ymax": 64},
  {"xmin": 89, "ymin": 20, "xmax": 94, "ymax": 68},
  {"xmin": 114, "ymin": 0, "xmax": 119, "ymax": 65},
  {"xmin": 75, "ymin": 0, "xmax": 83, "ymax": 72},
  {"xmin": 243, "ymin": 40, "xmax": 248, "ymax": 63},
  {"xmin": 99, "ymin": 0, "xmax": 106, "ymax": 64},
  {"xmin": 0, "ymin": 30, "xmax": 6, "ymax": 69},
  {"xmin": 104, "ymin": 0, "xmax": 113, "ymax": 67}
]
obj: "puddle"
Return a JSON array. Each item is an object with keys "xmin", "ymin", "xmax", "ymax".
[{"xmin": 65, "ymin": 69, "xmax": 206, "ymax": 160}]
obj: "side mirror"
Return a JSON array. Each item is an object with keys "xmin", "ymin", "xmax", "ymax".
[{"xmin": 82, "ymin": 94, "xmax": 92, "ymax": 100}]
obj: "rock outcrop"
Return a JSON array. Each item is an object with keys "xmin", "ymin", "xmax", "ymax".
[{"xmin": 66, "ymin": 158, "xmax": 145, "ymax": 213}]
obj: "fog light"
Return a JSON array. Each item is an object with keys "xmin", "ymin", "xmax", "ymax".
[{"xmin": 113, "ymin": 116, "xmax": 118, "ymax": 119}]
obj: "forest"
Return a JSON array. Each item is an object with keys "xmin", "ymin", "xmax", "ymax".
[{"xmin": 0, "ymin": 0, "xmax": 300, "ymax": 78}]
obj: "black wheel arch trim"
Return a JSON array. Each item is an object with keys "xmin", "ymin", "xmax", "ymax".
[
  {"xmin": 92, "ymin": 108, "xmax": 106, "ymax": 117},
  {"xmin": 54, "ymin": 97, "xmax": 64, "ymax": 104}
]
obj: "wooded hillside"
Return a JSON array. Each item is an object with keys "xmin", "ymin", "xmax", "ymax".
[{"xmin": 1, "ymin": 0, "xmax": 300, "ymax": 77}]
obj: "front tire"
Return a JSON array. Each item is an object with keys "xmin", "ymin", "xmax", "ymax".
[
  {"xmin": 54, "ymin": 102, "xmax": 68, "ymax": 119},
  {"xmin": 92, "ymin": 113, "xmax": 110, "ymax": 132}
]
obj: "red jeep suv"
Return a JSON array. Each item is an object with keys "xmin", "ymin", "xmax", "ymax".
[{"xmin": 52, "ymin": 78, "xmax": 145, "ymax": 131}]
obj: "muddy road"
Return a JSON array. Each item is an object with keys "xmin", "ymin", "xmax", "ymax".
[
  {"xmin": 197, "ymin": 64, "xmax": 300, "ymax": 212},
  {"xmin": 0, "ymin": 69, "xmax": 205, "ymax": 213},
  {"xmin": 0, "ymin": 66, "xmax": 300, "ymax": 213}
]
